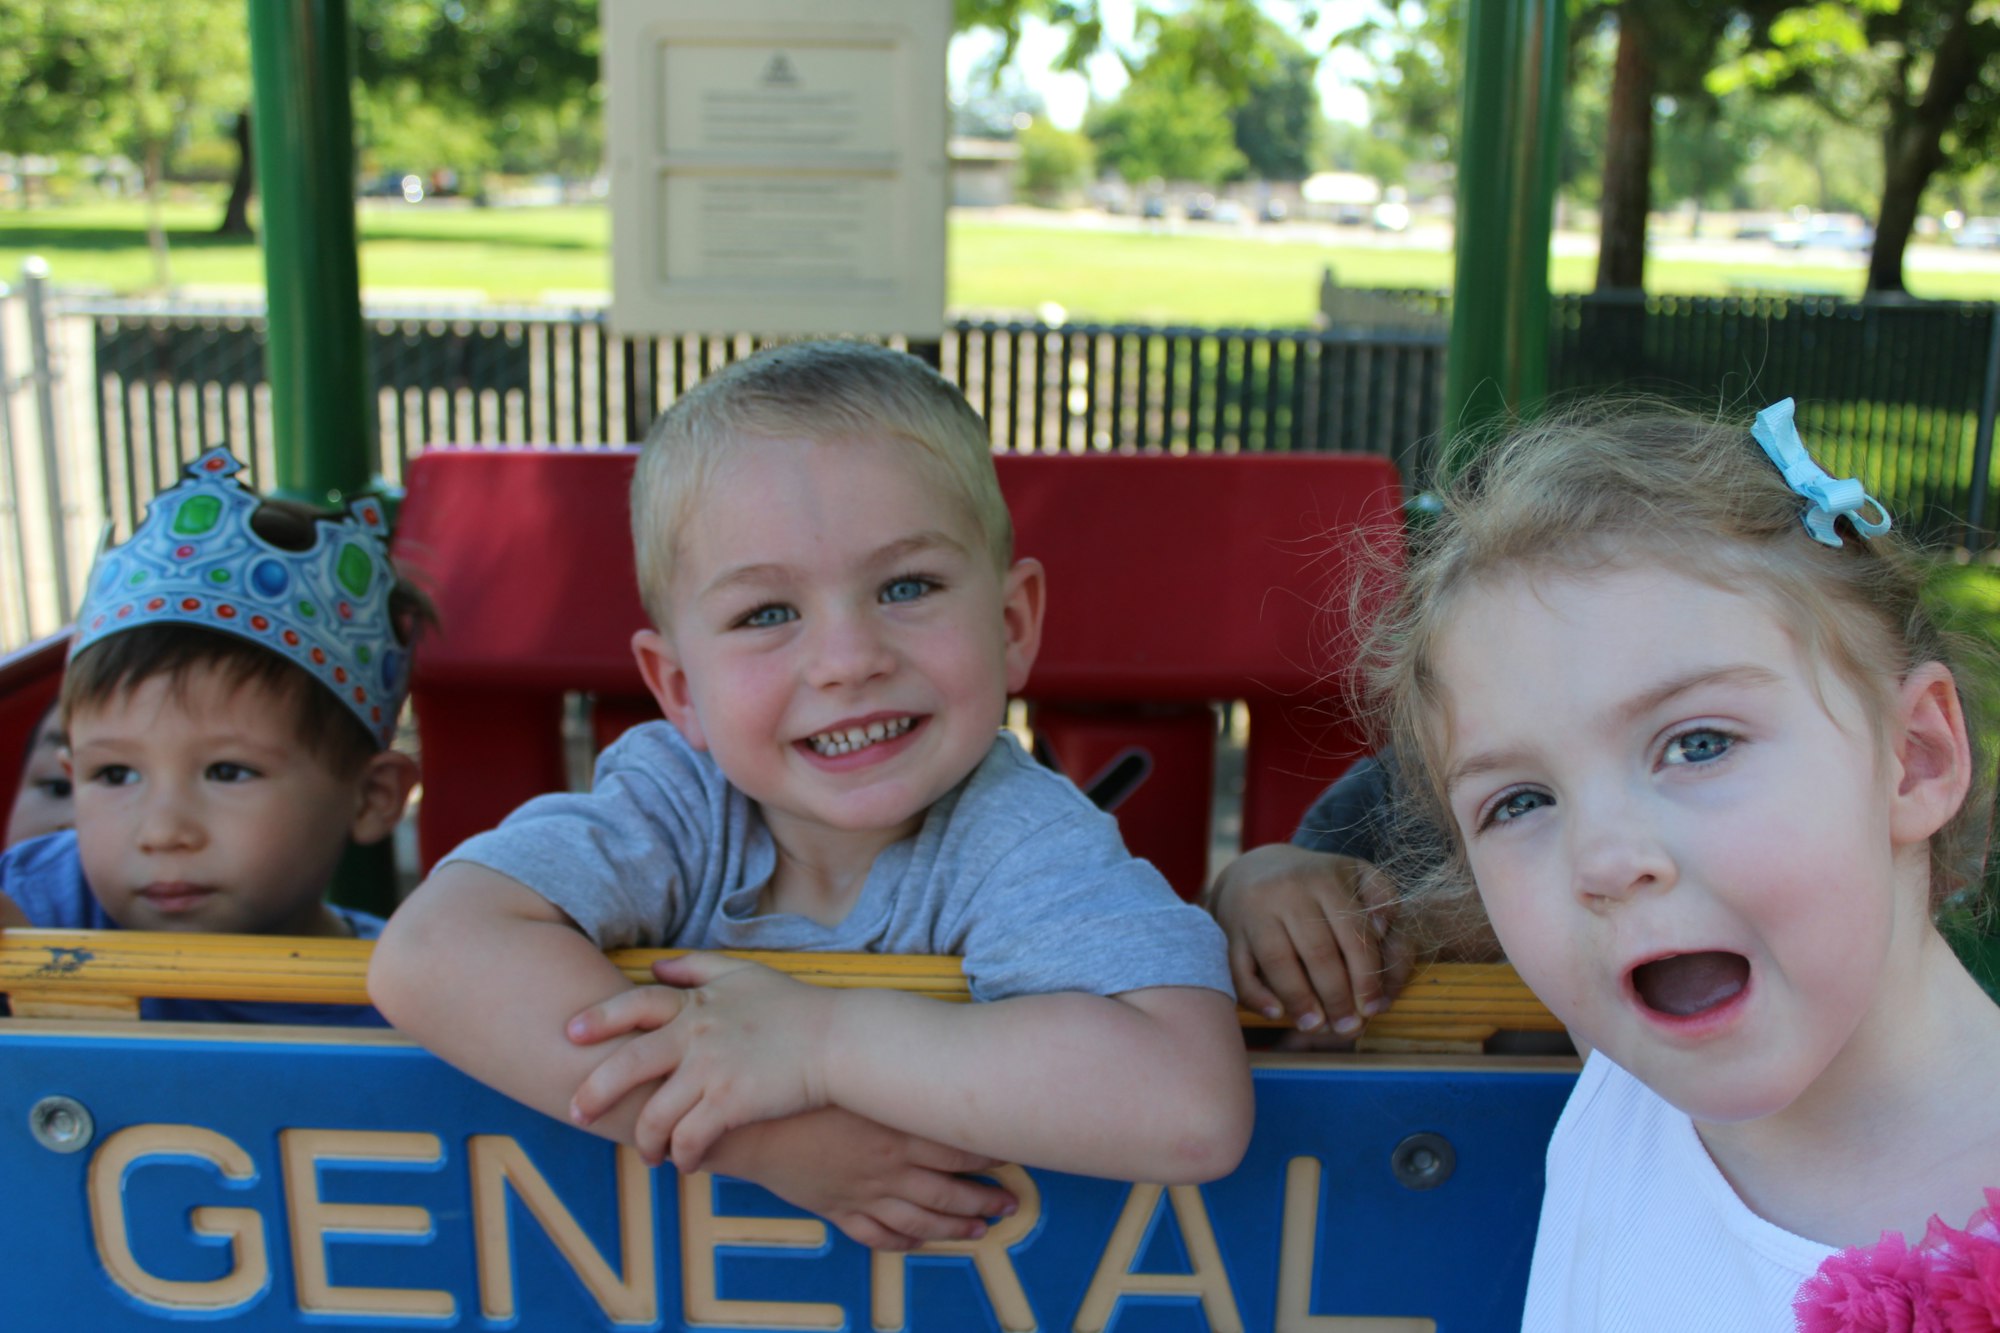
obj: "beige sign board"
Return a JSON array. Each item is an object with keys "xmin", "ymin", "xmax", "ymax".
[{"xmin": 605, "ymin": 1, "xmax": 949, "ymax": 337}]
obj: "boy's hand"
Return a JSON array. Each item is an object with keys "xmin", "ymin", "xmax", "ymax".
[
  {"xmin": 705, "ymin": 1108, "xmax": 1017, "ymax": 1251},
  {"xmin": 562, "ymin": 978, "xmax": 685, "ymax": 1123},
  {"xmin": 0, "ymin": 890, "xmax": 28, "ymax": 930},
  {"xmin": 1208, "ymin": 844, "xmax": 1410, "ymax": 1038},
  {"xmin": 566, "ymin": 952, "xmax": 832, "ymax": 1171}
]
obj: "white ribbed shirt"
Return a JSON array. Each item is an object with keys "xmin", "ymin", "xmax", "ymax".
[{"xmin": 1521, "ymin": 1052, "xmax": 1834, "ymax": 1331}]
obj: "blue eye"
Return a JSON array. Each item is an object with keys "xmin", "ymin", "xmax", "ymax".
[
  {"xmin": 1482, "ymin": 788, "xmax": 1552, "ymax": 829},
  {"xmin": 881, "ymin": 576, "xmax": 936, "ymax": 604},
  {"xmin": 740, "ymin": 604, "xmax": 798, "ymax": 629},
  {"xmin": 1662, "ymin": 729, "xmax": 1733, "ymax": 766}
]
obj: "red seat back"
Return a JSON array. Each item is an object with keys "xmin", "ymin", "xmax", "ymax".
[
  {"xmin": 0, "ymin": 634, "xmax": 68, "ymax": 828},
  {"xmin": 0, "ymin": 628, "xmax": 66, "ymax": 824},
  {"xmin": 395, "ymin": 448, "xmax": 1403, "ymax": 897}
]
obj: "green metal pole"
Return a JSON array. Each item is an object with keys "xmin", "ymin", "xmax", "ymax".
[
  {"xmin": 1444, "ymin": 0, "xmax": 1567, "ymax": 458},
  {"xmin": 245, "ymin": 0, "xmax": 394, "ymax": 916},
  {"xmin": 245, "ymin": 0, "xmax": 377, "ymax": 507}
]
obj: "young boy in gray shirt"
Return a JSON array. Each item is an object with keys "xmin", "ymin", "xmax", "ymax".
[{"xmin": 370, "ymin": 340, "xmax": 1252, "ymax": 1250}]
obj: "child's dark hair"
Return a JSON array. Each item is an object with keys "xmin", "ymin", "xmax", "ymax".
[
  {"xmin": 1364, "ymin": 398, "xmax": 1993, "ymax": 951},
  {"xmin": 61, "ymin": 499, "xmax": 435, "ymax": 775}
]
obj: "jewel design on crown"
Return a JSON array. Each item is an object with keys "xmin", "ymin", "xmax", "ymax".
[{"xmin": 71, "ymin": 447, "xmax": 407, "ymax": 748}]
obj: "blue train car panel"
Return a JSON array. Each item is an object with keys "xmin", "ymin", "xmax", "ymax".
[{"xmin": 2, "ymin": 1025, "xmax": 1572, "ymax": 1331}]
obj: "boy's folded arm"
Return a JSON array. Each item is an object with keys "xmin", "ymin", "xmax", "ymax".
[
  {"xmin": 820, "ymin": 982, "xmax": 1253, "ymax": 1184},
  {"xmin": 0, "ymin": 888, "xmax": 27, "ymax": 930},
  {"xmin": 700, "ymin": 1107, "xmax": 1016, "ymax": 1251},
  {"xmin": 367, "ymin": 862, "xmax": 666, "ymax": 1141},
  {"xmin": 369, "ymin": 867, "xmax": 1026, "ymax": 1242}
]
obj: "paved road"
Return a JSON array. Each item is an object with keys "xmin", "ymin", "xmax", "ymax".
[{"xmin": 971, "ymin": 204, "xmax": 2000, "ymax": 278}]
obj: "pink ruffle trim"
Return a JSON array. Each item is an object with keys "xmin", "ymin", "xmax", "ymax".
[{"xmin": 1795, "ymin": 1189, "xmax": 2000, "ymax": 1333}]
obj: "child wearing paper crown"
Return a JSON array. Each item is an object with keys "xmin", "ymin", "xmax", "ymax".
[
  {"xmin": 1361, "ymin": 398, "xmax": 2000, "ymax": 1329},
  {"xmin": 370, "ymin": 339, "xmax": 1254, "ymax": 1251},
  {"xmin": 0, "ymin": 447, "xmax": 425, "ymax": 1026}
]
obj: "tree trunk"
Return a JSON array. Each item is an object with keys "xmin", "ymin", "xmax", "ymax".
[
  {"xmin": 1867, "ymin": 0, "xmax": 1977, "ymax": 296},
  {"xmin": 144, "ymin": 141, "xmax": 172, "ymax": 292},
  {"xmin": 216, "ymin": 109, "xmax": 255, "ymax": 239},
  {"xmin": 1595, "ymin": 4, "xmax": 1656, "ymax": 292}
]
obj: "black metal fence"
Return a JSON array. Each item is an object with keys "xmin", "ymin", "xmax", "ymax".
[
  {"xmin": 67, "ymin": 292, "xmax": 2000, "ymax": 548},
  {"xmin": 75, "ymin": 305, "xmax": 1449, "ymax": 531},
  {"xmin": 1550, "ymin": 291, "xmax": 2000, "ymax": 549}
]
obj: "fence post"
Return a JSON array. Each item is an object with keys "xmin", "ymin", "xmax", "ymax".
[
  {"xmin": 22, "ymin": 257, "xmax": 71, "ymax": 619},
  {"xmin": 1968, "ymin": 305, "xmax": 2000, "ymax": 551},
  {"xmin": 0, "ymin": 277, "xmax": 26, "ymax": 642}
]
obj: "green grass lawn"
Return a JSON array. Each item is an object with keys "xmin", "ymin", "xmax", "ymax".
[{"xmin": 8, "ymin": 198, "xmax": 2000, "ymax": 322}]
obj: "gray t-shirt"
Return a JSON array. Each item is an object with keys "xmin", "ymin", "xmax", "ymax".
[{"xmin": 442, "ymin": 724, "xmax": 1232, "ymax": 1002}]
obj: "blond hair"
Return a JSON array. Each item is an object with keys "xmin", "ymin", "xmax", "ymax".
[
  {"xmin": 630, "ymin": 340, "xmax": 1011, "ymax": 626},
  {"xmin": 1365, "ymin": 399, "xmax": 1990, "ymax": 950}
]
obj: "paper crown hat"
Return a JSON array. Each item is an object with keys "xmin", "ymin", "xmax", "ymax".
[{"xmin": 71, "ymin": 447, "xmax": 408, "ymax": 748}]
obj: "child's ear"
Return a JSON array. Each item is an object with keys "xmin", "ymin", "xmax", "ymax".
[
  {"xmin": 631, "ymin": 628, "xmax": 707, "ymax": 749},
  {"xmin": 1887, "ymin": 661, "xmax": 1972, "ymax": 847},
  {"xmin": 1000, "ymin": 557, "xmax": 1046, "ymax": 696},
  {"xmin": 350, "ymin": 750, "xmax": 421, "ymax": 846}
]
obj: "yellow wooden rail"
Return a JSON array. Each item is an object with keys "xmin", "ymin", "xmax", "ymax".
[{"xmin": 0, "ymin": 929, "xmax": 1561, "ymax": 1046}]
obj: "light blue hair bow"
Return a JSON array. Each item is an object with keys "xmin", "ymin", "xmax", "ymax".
[{"xmin": 1749, "ymin": 399, "xmax": 1892, "ymax": 548}]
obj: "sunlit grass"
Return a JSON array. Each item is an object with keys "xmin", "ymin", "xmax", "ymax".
[{"xmin": 7, "ymin": 198, "xmax": 2000, "ymax": 317}]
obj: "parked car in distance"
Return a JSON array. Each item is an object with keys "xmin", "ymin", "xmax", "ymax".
[
  {"xmin": 1372, "ymin": 199, "xmax": 1412, "ymax": 232},
  {"xmin": 1259, "ymin": 198, "xmax": 1288, "ymax": 224},
  {"xmin": 1771, "ymin": 213, "xmax": 1873, "ymax": 252},
  {"xmin": 1183, "ymin": 192, "xmax": 1216, "ymax": 221},
  {"xmin": 1955, "ymin": 217, "xmax": 2000, "ymax": 249},
  {"xmin": 1140, "ymin": 194, "xmax": 1168, "ymax": 220},
  {"xmin": 1212, "ymin": 199, "xmax": 1245, "ymax": 224},
  {"xmin": 360, "ymin": 171, "xmax": 426, "ymax": 203}
]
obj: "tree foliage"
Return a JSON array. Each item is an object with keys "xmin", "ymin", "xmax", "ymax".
[
  {"xmin": 352, "ymin": 0, "xmax": 599, "ymax": 116},
  {"xmin": 1087, "ymin": 71, "xmax": 1245, "ymax": 183},
  {"xmin": 1083, "ymin": 2, "xmax": 1319, "ymax": 184},
  {"xmin": 350, "ymin": 0, "xmax": 602, "ymax": 184},
  {"xmin": 1229, "ymin": 33, "xmax": 1321, "ymax": 179},
  {"xmin": 0, "ymin": 0, "xmax": 246, "ymax": 163},
  {"xmin": 1582, "ymin": 1, "xmax": 1753, "ymax": 290},
  {"xmin": 1017, "ymin": 118, "xmax": 1096, "ymax": 201},
  {"xmin": 0, "ymin": 0, "xmax": 246, "ymax": 279},
  {"xmin": 1712, "ymin": 0, "xmax": 2000, "ymax": 294},
  {"xmin": 1332, "ymin": 5, "xmax": 1460, "ymax": 174},
  {"xmin": 0, "ymin": 2, "xmax": 126, "ymax": 154},
  {"xmin": 1320, "ymin": 119, "xmax": 1411, "ymax": 182},
  {"xmin": 954, "ymin": 0, "xmax": 1108, "ymax": 82}
]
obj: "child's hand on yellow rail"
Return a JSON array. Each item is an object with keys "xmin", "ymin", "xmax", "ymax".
[
  {"xmin": 0, "ymin": 889, "xmax": 27, "ymax": 931},
  {"xmin": 566, "ymin": 952, "xmax": 831, "ymax": 1171},
  {"xmin": 1208, "ymin": 844, "xmax": 1411, "ymax": 1040}
]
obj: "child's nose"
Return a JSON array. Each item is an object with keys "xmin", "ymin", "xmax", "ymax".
[
  {"xmin": 136, "ymin": 788, "xmax": 205, "ymax": 854},
  {"xmin": 805, "ymin": 611, "xmax": 896, "ymax": 689},
  {"xmin": 1569, "ymin": 800, "xmax": 1676, "ymax": 908}
]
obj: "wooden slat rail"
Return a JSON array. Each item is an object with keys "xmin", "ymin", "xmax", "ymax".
[{"xmin": 0, "ymin": 929, "xmax": 1562, "ymax": 1045}]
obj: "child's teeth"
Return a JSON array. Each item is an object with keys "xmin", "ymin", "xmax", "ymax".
[{"xmin": 812, "ymin": 717, "xmax": 911, "ymax": 755}]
